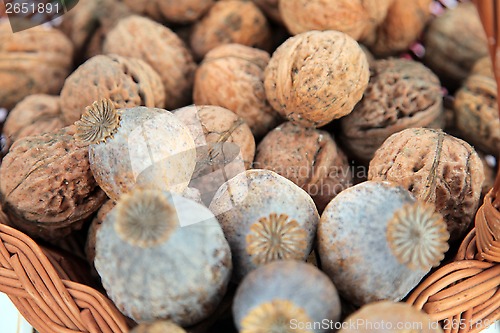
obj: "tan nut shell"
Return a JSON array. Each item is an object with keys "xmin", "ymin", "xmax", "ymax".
[
  {"xmin": 264, "ymin": 30, "xmax": 369, "ymax": 127},
  {"xmin": 104, "ymin": 16, "xmax": 197, "ymax": 110},
  {"xmin": 368, "ymin": 128, "xmax": 485, "ymax": 242},
  {"xmin": 190, "ymin": 0, "xmax": 271, "ymax": 60},
  {"xmin": 60, "ymin": 54, "xmax": 165, "ymax": 125},
  {"xmin": 194, "ymin": 44, "xmax": 281, "ymax": 137},
  {"xmin": 123, "ymin": 0, "xmax": 213, "ymax": 24},
  {"xmin": 0, "ymin": 22, "xmax": 73, "ymax": 110}
]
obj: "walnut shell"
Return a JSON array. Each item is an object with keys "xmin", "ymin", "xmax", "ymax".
[
  {"xmin": 0, "ymin": 126, "xmax": 107, "ymax": 240},
  {"xmin": 190, "ymin": 0, "xmax": 271, "ymax": 60},
  {"xmin": 123, "ymin": 0, "xmax": 213, "ymax": 24},
  {"xmin": 251, "ymin": 0, "xmax": 282, "ymax": 23},
  {"xmin": 424, "ymin": 2, "xmax": 488, "ymax": 84},
  {"xmin": 3, "ymin": 94, "xmax": 65, "ymax": 151},
  {"xmin": 280, "ymin": 0, "xmax": 393, "ymax": 41},
  {"xmin": 194, "ymin": 44, "xmax": 281, "ymax": 137},
  {"xmin": 60, "ymin": 54, "xmax": 165, "ymax": 125},
  {"xmin": 454, "ymin": 60, "xmax": 500, "ymax": 156},
  {"xmin": 365, "ymin": 0, "xmax": 432, "ymax": 56},
  {"xmin": 264, "ymin": 30, "xmax": 369, "ymax": 127},
  {"xmin": 0, "ymin": 22, "xmax": 73, "ymax": 110},
  {"xmin": 255, "ymin": 121, "xmax": 352, "ymax": 212},
  {"xmin": 340, "ymin": 58, "xmax": 444, "ymax": 162},
  {"xmin": 103, "ymin": 16, "xmax": 197, "ymax": 110},
  {"xmin": 130, "ymin": 321, "xmax": 186, "ymax": 333},
  {"xmin": 209, "ymin": 169, "xmax": 319, "ymax": 280},
  {"xmin": 368, "ymin": 128, "xmax": 485, "ymax": 242}
]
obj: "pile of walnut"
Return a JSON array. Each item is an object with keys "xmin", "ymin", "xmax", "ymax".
[{"xmin": 0, "ymin": 0, "xmax": 494, "ymax": 332}]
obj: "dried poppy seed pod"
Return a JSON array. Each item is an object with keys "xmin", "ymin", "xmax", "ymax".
[
  {"xmin": 318, "ymin": 181, "xmax": 449, "ymax": 306},
  {"xmin": 190, "ymin": 0, "xmax": 271, "ymax": 60},
  {"xmin": 130, "ymin": 320, "xmax": 186, "ymax": 333},
  {"xmin": 280, "ymin": 0, "xmax": 393, "ymax": 41},
  {"xmin": 0, "ymin": 126, "xmax": 107, "ymax": 240},
  {"xmin": 209, "ymin": 169, "xmax": 319, "ymax": 280},
  {"xmin": 95, "ymin": 188, "xmax": 232, "ymax": 326},
  {"xmin": 339, "ymin": 301, "xmax": 443, "ymax": 333},
  {"xmin": 368, "ymin": 128, "xmax": 485, "ymax": 242},
  {"xmin": 85, "ymin": 200, "xmax": 116, "ymax": 266},
  {"xmin": 264, "ymin": 30, "xmax": 369, "ymax": 128},
  {"xmin": 193, "ymin": 44, "xmax": 281, "ymax": 138},
  {"xmin": 75, "ymin": 99, "xmax": 196, "ymax": 201},
  {"xmin": 255, "ymin": 121, "xmax": 352, "ymax": 212},
  {"xmin": 340, "ymin": 58, "xmax": 444, "ymax": 162},
  {"xmin": 0, "ymin": 22, "xmax": 73, "ymax": 110},
  {"xmin": 60, "ymin": 54, "xmax": 165, "ymax": 125},
  {"xmin": 103, "ymin": 16, "xmax": 197, "ymax": 110},
  {"xmin": 3, "ymin": 94, "xmax": 65, "ymax": 151},
  {"xmin": 233, "ymin": 261, "xmax": 341, "ymax": 333}
]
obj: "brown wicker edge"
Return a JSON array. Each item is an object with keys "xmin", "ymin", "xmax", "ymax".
[{"xmin": 0, "ymin": 222, "xmax": 129, "ymax": 333}]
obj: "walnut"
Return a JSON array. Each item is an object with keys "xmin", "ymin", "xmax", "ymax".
[
  {"xmin": 264, "ymin": 30, "xmax": 369, "ymax": 128},
  {"xmin": 173, "ymin": 105, "xmax": 255, "ymax": 205},
  {"xmin": 365, "ymin": 0, "xmax": 433, "ymax": 56},
  {"xmin": 85, "ymin": 200, "xmax": 115, "ymax": 266},
  {"xmin": 122, "ymin": 0, "xmax": 214, "ymax": 24},
  {"xmin": 279, "ymin": 0, "xmax": 393, "ymax": 41},
  {"xmin": 340, "ymin": 58, "xmax": 444, "ymax": 162},
  {"xmin": 255, "ymin": 121, "xmax": 352, "ymax": 212},
  {"xmin": 0, "ymin": 126, "xmax": 108, "ymax": 240},
  {"xmin": 103, "ymin": 16, "xmax": 197, "ymax": 110},
  {"xmin": 252, "ymin": 0, "xmax": 282, "ymax": 23},
  {"xmin": 194, "ymin": 44, "xmax": 281, "ymax": 137},
  {"xmin": 3, "ymin": 95, "xmax": 65, "ymax": 151},
  {"xmin": 190, "ymin": 0, "xmax": 271, "ymax": 60},
  {"xmin": 454, "ymin": 57, "xmax": 500, "ymax": 156},
  {"xmin": 58, "ymin": 0, "xmax": 131, "ymax": 58},
  {"xmin": 368, "ymin": 128, "xmax": 485, "ymax": 242},
  {"xmin": 60, "ymin": 54, "xmax": 165, "ymax": 125},
  {"xmin": 423, "ymin": 2, "xmax": 488, "ymax": 85},
  {"xmin": 0, "ymin": 22, "xmax": 73, "ymax": 110}
]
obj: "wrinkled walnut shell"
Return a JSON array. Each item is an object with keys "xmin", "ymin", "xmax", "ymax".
[
  {"xmin": 3, "ymin": 94, "xmax": 65, "ymax": 151},
  {"xmin": 0, "ymin": 126, "xmax": 107, "ymax": 240},
  {"xmin": 104, "ymin": 16, "xmax": 197, "ymax": 110},
  {"xmin": 60, "ymin": 54, "xmax": 165, "ymax": 125},
  {"xmin": 0, "ymin": 22, "xmax": 73, "ymax": 110},
  {"xmin": 190, "ymin": 0, "xmax": 271, "ymax": 60},
  {"xmin": 264, "ymin": 30, "xmax": 369, "ymax": 127},
  {"xmin": 255, "ymin": 121, "xmax": 352, "ymax": 212},
  {"xmin": 368, "ymin": 128, "xmax": 485, "ymax": 242},
  {"xmin": 122, "ymin": 0, "xmax": 213, "ymax": 24},
  {"xmin": 340, "ymin": 58, "xmax": 444, "ymax": 162},
  {"xmin": 194, "ymin": 44, "xmax": 281, "ymax": 137}
]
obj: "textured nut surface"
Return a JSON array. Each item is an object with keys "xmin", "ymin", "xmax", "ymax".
[
  {"xmin": 60, "ymin": 54, "xmax": 165, "ymax": 125},
  {"xmin": 280, "ymin": 0, "xmax": 393, "ymax": 41},
  {"xmin": 0, "ymin": 126, "xmax": 107, "ymax": 240},
  {"xmin": 424, "ymin": 2, "xmax": 488, "ymax": 83},
  {"xmin": 341, "ymin": 59, "xmax": 443, "ymax": 161},
  {"xmin": 3, "ymin": 94, "xmax": 65, "ymax": 150},
  {"xmin": 104, "ymin": 16, "xmax": 197, "ymax": 110},
  {"xmin": 318, "ymin": 181, "xmax": 429, "ymax": 306},
  {"xmin": 454, "ymin": 59, "xmax": 500, "ymax": 156},
  {"xmin": 368, "ymin": 128, "xmax": 484, "ymax": 241},
  {"xmin": 194, "ymin": 44, "xmax": 280, "ymax": 137},
  {"xmin": 123, "ymin": 0, "xmax": 213, "ymax": 24},
  {"xmin": 190, "ymin": 0, "xmax": 271, "ymax": 60},
  {"xmin": 365, "ymin": 0, "xmax": 432, "ymax": 56},
  {"xmin": 255, "ymin": 121, "xmax": 352, "ymax": 212},
  {"xmin": 264, "ymin": 30, "xmax": 369, "ymax": 127},
  {"xmin": 0, "ymin": 22, "xmax": 73, "ymax": 110}
]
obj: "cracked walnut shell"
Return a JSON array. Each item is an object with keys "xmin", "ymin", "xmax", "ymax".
[
  {"xmin": 0, "ymin": 22, "xmax": 73, "ymax": 110},
  {"xmin": 340, "ymin": 58, "xmax": 444, "ymax": 162},
  {"xmin": 264, "ymin": 30, "xmax": 369, "ymax": 128},
  {"xmin": 60, "ymin": 54, "xmax": 165, "ymax": 125},
  {"xmin": 368, "ymin": 128, "xmax": 485, "ymax": 242},
  {"xmin": 104, "ymin": 16, "xmax": 197, "ymax": 110},
  {"xmin": 0, "ymin": 126, "xmax": 107, "ymax": 240},
  {"xmin": 193, "ymin": 44, "xmax": 280, "ymax": 138},
  {"xmin": 255, "ymin": 121, "xmax": 352, "ymax": 212}
]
